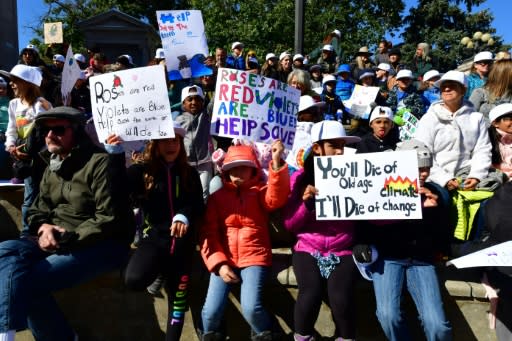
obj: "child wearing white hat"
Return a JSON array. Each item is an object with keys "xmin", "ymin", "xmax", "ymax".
[
  {"xmin": 488, "ymin": 103, "xmax": 512, "ymax": 178},
  {"xmin": 356, "ymin": 106, "xmax": 398, "ymax": 153}
]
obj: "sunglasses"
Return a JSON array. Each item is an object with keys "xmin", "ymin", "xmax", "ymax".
[
  {"xmin": 40, "ymin": 125, "xmax": 72, "ymax": 137},
  {"xmin": 476, "ymin": 60, "xmax": 493, "ymax": 65}
]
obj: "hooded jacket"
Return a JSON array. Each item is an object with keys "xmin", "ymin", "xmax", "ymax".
[
  {"xmin": 200, "ymin": 146, "xmax": 290, "ymax": 271},
  {"xmin": 282, "ymin": 168, "xmax": 355, "ymax": 257},
  {"xmin": 414, "ymin": 100, "xmax": 491, "ymax": 187}
]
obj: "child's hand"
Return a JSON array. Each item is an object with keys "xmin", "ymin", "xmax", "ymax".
[
  {"xmin": 106, "ymin": 134, "xmax": 123, "ymax": 145},
  {"xmin": 302, "ymin": 185, "xmax": 318, "ymax": 201},
  {"xmin": 419, "ymin": 187, "xmax": 438, "ymax": 207},
  {"xmin": 462, "ymin": 178, "xmax": 479, "ymax": 191},
  {"xmin": 446, "ymin": 179, "xmax": 459, "ymax": 191},
  {"xmin": 170, "ymin": 221, "xmax": 188, "ymax": 238},
  {"xmin": 219, "ymin": 264, "xmax": 240, "ymax": 284},
  {"xmin": 271, "ymin": 139, "xmax": 285, "ymax": 170}
]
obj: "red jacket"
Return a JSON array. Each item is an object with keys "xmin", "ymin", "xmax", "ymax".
[{"xmin": 200, "ymin": 165, "xmax": 290, "ymax": 271}]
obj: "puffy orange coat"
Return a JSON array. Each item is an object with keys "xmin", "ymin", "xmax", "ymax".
[{"xmin": 200, "ymin": 165, "xmax": 290, "ymax": 272}]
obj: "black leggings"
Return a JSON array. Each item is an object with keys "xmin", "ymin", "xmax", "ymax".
[
  {"xmin": 292, "ymin": 251, "xmax": 357, "ymax": 339},
  {"xmin": 124, "ymin": 230, "xmax": 193, "ymax": 341}
]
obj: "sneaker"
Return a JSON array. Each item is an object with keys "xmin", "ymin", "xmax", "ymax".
[{"xmin": 147, "ymin": 275, "xmax": 164, "ymax": 295}]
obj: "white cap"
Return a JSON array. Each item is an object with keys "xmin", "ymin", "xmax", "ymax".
[
  {"xmin": 73, "ymin": 53, "xmax": 86, "ymax": 64},
  {"xmin": 231, "ymin": 41, "xmax": 244, "ymax": 50},
  {"xmin": 434, "ymin": 70, "xmax": 467, "ymax": 88},
  {"xmin": 311, "ymin": 120, "xmax": 361, "ymax": 144},
  {"xmin": 22, "ymin": 44, "xmax": 39, "ymax": 54},
  {"xmin": 423, "ymin": 70, "xmax": 441, "ymax": 82},
  {"xmin": 474, "ymin": 51, "xmax": 493, "ymax": 63},
  {"xmin": 396, "ymin": 69, "xmax": 413, "ymax": 80},
  {"xmin": 489, "ymin": 103, "xmax": 512, "ymax": 123},
  {"xmin": 369, "ymin": 106, "xmax": 394, "ymax": 123},
  {"xmin": 279, "ymin": 51, "xmax": 291, "ymax": 60},
  {"xmin": 121, "ymin": 54, "xmax": 133, "ymax": 65},
  {"xmin": 293, "ymin": 54, "xmax": 304, "ymax": 62},
  {"xmin": 377, "ymin": 63, "xmax": 391, "ymax": 72},
  {"xmin": 298, "ymin": 95, "xmax": 325, "ymax": 113},
  {"xmin": 172, "ymin": 121, "xmax": 186, "ymax": 138},
  {"xmin": 322, "ymin": 44, "xmax": 334, "ymax": 52},
  {"xmin": 332, "ymin": 29, "xmax": 341, "ymax": 37},
  {"xmin": 265, "ymin": 53, "xmax": 277, "ymax": 61},
  {"xmin": 155, "ymin": 48, "xmax": 165, "ymax": 59},
  {"xmin": 53, "ymin": 54, "xmax": 65, "ymax": 63},
  {"xmin": 0, "ymin": 64, "xmax": 42, "ymax": 87},
  {"xmin": 181, "ymin": 85, "xmax": 205, "ymax": 102},
  {"xmin": 322, "ymin": 74, "xmax": 337, "ymax": 85},
  {"xmin": 359, "ymin": 70, "xmax": 375, "ymax": 80},
  {"xmin": 353, "ymin": 245, "xmax": 379, "ymax": 281}
]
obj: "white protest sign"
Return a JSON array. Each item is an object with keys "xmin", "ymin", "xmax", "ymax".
[
  {"xmin": 447, "ymin": 241, "xmax": 512, "ymax": 268},
  {"xmin": 44, "ymin": 22, "xmax": 63, "ymax": 44},
  {"xmin": 157, "ymin": 10, "xmax": 209, "ymax": 80},
  {"xmin": 89, "ymin": 65, "xmax": 173, "ymax": 142},
  {"xmin": 346, "ymin": 85, "xmax": 379, "ymax": 119},
  {"xmin": 61, "ymin": 45, "xmax": 82, "ymax": 105},
  {"xmin": 210, "ymin": 68, "xmax": 300, "ymax": 150},
  {"xmin": 397, "ymin": 110, "xmax": 419, "ymax": 141},
  {"xmin": 314, "ymin": 151, "xmax": 422, "ymax": 220},
  {"xmin": 285, "ymin": 121, "xmax": 313, "ymax": 170}
]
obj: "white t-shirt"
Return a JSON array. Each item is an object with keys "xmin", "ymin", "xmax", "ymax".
[{"xmin": 5, "ymin": 98, "xmax": 51, "ymax": 150}]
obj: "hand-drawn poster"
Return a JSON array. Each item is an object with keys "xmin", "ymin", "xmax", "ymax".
[
  {"xmin": 447, "ymin": 241, "xmax": 512, "ymax": 268},
  {"xmin": 44, "ymin": 22, "xmax": 63, "ymax": 44},
  {"xmin": 61, "ymin": 45, "xmax": 82, "ymax": 105}
]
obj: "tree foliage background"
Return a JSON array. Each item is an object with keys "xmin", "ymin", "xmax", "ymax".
[{"xmin": 30, "ymin": 0, "xmax": 507, "ymax": 70}]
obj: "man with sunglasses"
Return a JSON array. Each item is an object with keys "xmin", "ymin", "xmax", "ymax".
[
  {"xmin": 466, "ymin": 51, "xmax": 493, "ymax": 99},
  {"xmin": 0, "ymin": 106, "xmax": 135, "ymax": 341}
]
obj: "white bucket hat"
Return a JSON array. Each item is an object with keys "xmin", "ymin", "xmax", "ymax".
[
  {"xmin": 311, "ymin": 121, "xmax": 361, "ymax": 144},
  {"xmin": 298, "ymin": 95, "xmax": 325, "ymax": 113},
  {"xmin": 0, "ymin": 64, "xmax": 42, "ymax": 87}
]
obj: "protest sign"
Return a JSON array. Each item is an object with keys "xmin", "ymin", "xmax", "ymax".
[
  {"xmin": 211, "ymin": 68, "xmax": 300, "ymax": 149},
  {"xmin": 314, "ymin": 151, "xmax": 422, "ymax": 220},
  {"xmin": 285, "ymin": 121, "xmax": 313, "ymax": 170},
  {"xmin": 89, "ymin": 64, "xmax": 173, "ymax": 142},
  {"xmin": 396, "ymin": 110, "xmax": 419, "ymax": 141},
  {"xmin": 345, "ymin": 85, "xmax": 379, "ymax": 119},
  {"xmin": 156, "ymin": 10, "xmax": 210, "ymax": 80},
  {"xmin": 447, "ymin": 241, "xmax": 512, "ymax": 268},
  {"xmin": 44, "ymin": 22, "xmax": 63, "ymax": 44},
  {"xmin": 61, "ymin": 45, "xmax": 82, "ymax": 105}
]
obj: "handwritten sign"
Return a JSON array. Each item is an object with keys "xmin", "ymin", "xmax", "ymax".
[
  {"xmin": 397, "ymin": 110, "xmax": 419, "ymax": 141},
  {"xmin": 314, "ymin": 151, "xmax": 422, "ymax": 220},
  {"xmin": 157, "ymin": 10, "xmax": 209, "ymax": 80},
  {"xmin": 447, "ymin": 241, "xmax": 512, "ymax": 268},
  {"xmin": 44, "ymin": 22, "xmax": 63, "ymax": 44},
  {"xmin": 61, "ymin": 45, "xmax": 82, "ymax": 105},
  {"xmin": 210, "ymin": 68, "xmax": 300, "ymax": 149},
  {"xmin": 89, "ymin": 65, "xmax": 173, "ymax": 142},
  {"xmin": 345, "ymin": 85, "xmax": 379, "ymax": 119}
]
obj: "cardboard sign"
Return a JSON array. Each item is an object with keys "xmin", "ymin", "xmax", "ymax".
[
  {"xmin": 156, "ymin": 10, "xmax": 209, "ymax": 80},
  {"xmin": 210, "ymin": 68, "xmax": 300, "ymax": 149},
  {"xmin": 44, "ymin": 22, "xmax": 63, "ymax": 44},
  {"xmin": 61, "ymin": 45, "xmax": 82, "ymax": 105},
  {"xmin": 447, "ymin": 241, "xmax": 512, "ymax": 268},
  {"xmin": 345, "ymin": 85, "xmax": 379, "ymax": 119},
  {"xmin": 314, "ymin": 151, "xmax": 422, "ymax": 220},
  {"xmin": 89, "ymin": 65, "xmax": 173, "ymax": 142}
]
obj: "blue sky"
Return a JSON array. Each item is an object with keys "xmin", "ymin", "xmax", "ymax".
[{"xmin": 17, "ymin": 0, "xmax": 511, "ymax": 50}]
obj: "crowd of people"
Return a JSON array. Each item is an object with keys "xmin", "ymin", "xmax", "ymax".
[{"xmin": 0, "ymin": 29, "xmax": 511, "ymax": 341}]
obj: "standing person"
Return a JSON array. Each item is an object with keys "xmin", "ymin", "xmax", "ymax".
[
  {"xmin": 108, "ymin": 122, "xmax": 204, "ymax": 341},
  {"xmin": 283, "ymin": 121, "xmax": 360, "ymax": 341},
  {"xmin": 175, "ymin": 85, "xmax": 213, "ymax": 201},
  {"xmin": 411, "ymin": 43, "xmax": 433, "ymax": 83},
  {"xmin": 0, "ymin": 64, "xmax": 52, "ymax": 232},
  {"xmin": 199, "ymin": 141, "xmax": 290, "ymax": 341},
  {"xmin": 488, "ymin": 104, "xmax": 512, "ymax": 178},
  {"xmin": 374, "ymin": 40, "xmax": 391, "ymax": 64},
  {"xmin": 465, "ymin": 51, "xmax": 493, "ymax": 100},
  {"xmin": 354, "ymin": 139, "xmax": 452, "ymax": 341},
  {"xmin": 215, "ymin": 47, "xmax": 228, "ymax": 69},
  {"xmin": 226, "ymin": 42, "xmax": 245, "ymax": 70},
  {"xmin": 0, "ymin": 106, "xmax": 134, "ymax": 341}
]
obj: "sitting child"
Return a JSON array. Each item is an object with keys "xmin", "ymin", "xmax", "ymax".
[{"xmin": 356, "ymin": 106, "xmax": 399, "ymax": 153}]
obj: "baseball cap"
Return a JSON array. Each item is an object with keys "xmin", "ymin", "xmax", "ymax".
[
  {"xmin": 369, "ymin": 106, "xmax": 393, "ymax": 124},
  {"xmin": 155, "ymin": 48, "xmax": 166, "ymax": 59},
  {"xmin": 423, "ymin": 70, "xmax": 441, "ymax": 82},
  {"xmin": 396, "ymin": 69, "xmax": 413, "ymax": 80},
  {"xmin": 489, "ymin": 103, "xmax": 512, "ymax": 123},
  {"xmin": 21, "ymin": 44, "xmax": 39, "ymax": 54},
  {"xmin": 181, "ymin": 85, "xmax": 205, "ymax": 102},
  {"xmin": 221, "ymin": 144, "xmax": 259, "ymax": 171},
  {"xmin": 358, "ymin": 69, "xmax": 375, "ymax": 80},
  {"xmin": 474, "ymin": 51, "xmax": 493, "ymax": 63},
  {"xmin": 322, "ymin": 44, "xmax": 334, "ymax": 52},
  {"xmin": 231, "ymin": 41, "xmax": 244, "ymax": 50},
  {"xmin": 322, "ymin": 74, "xmax": 337, "ymax": 85},
  {"xmin": 279, "ymin": 52, "xmax": 291, "ymax": 60},
  {"xmin": 73, "ymin": 53, "xmax": 86, "ymax": 64},
  {"xmin": 352, "ymin": 245, "xmax": 379, "ymax": 281},
  {"xmin": 310, "ymin": 121, "xmax": 361, "ymax": 144},
  {"xmin": 293, "ymin": 54, "xmax": 304, "ymax": 62},
  {"xmin": 434, "ymin": 70, "xmax": 467, "ymax": 88},
  {"xmin": 377, "ymin": 63, "xmax": 391, "ymax": 72},
  {"xmin": 395, "ymin": 139, "xmax": 433, "ymax": 168},
  {"xmin": 265, "ymin": 53, "xmax": 277, "ymax": 61},
  {"xmin": 53, "ymin": 54, "xmax": 65, "ymax": 63}
]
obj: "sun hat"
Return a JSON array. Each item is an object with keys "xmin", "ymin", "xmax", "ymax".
[
  {"xmin": 395, "ymin": 139, "xmax": 433, "ymax": 168},
  {"xmin": 434, "ymin": 70, "xmax": 467, "ymax": 88},
  {"xmin": 352, "ymin": 245, "xmax": 379, "ymax": 281},
  {"xmin": 423, "ymin": 70, "xmax": 441, "ymax": 82},
  {"xmin": 221, "ymin": 144, "xmax": 260, "ymax": 171},
  {"xmin": 369, "ymin": 106, "xmax": 393, "ymax": 124},
  {"xmin": 322, "ymin": 44, "xmax": 334, "ymax": 52},
  {"xmin": 377, "ymin": 63, "xmax": 391, "ymax": 72},
  {"xmin": 298, "ymin": 95, "xmax": 325, "ymax": 113},
  {"xmin": 155, "ymin": 48, "xmax": 166, "ymax": 59},
  {"xmin": 181, "ymin": 85, "xmax": 205, "ymax": 102},
  {"xmin": 474, "ymin": 51, "xmax": 493, "ymax": 63},
  {"xmin": 489, "ymin": 103, "xmax": 512, "ymax": 123},
  {"xmin": 265, "ymin": 53, "xmax": 277, "ymax": 61},
  {"xmin": 356, "ymin": 46, "xmax": 373, "ymax": 56},
  {"xmin": 322, "ymin": 74, "xmax": 337, "ymax": 85},
  {"xmin": 53, "ymin": 54, "xmax": 65, "ymax": 63},
  {"xmin": 231, "ymin": 41, "xmax": 244, "ymax": 50},
  {"xmin": 310, "ymin": 120, "xmax": 361, "ymax": 144},
  {"xmin": 293, "ymin": 54, "xmax": 304, "ymax": 62},
  {"xmin": 396, "ymin": 69, "xmax": 413, "ymax": 80},
  {"xmin": 0, "ymin": 64, "xmax": 42, "ymax": 87}
]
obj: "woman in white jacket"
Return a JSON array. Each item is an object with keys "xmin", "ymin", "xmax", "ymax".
[{"xmin": 414, "ymin": 70, "xmax": 491, "ymax": 191}]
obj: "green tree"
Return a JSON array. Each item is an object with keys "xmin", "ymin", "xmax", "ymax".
[{"xmin": 400, "ymin": 0, "xmax": 505, "ymax": 71}]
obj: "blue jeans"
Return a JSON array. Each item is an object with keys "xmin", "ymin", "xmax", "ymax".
[
  {"xmin": 21, "ymin": 176, "xmax": 39, "ymax": 236},
  {"xmin": 371, "ymin": 258, "xmax": 452, "ymax": 341},
  {"xmin": 201, "ymin": 265, "xmax": 272, "ymax": 334},
  {"xmin": 0, "ymin": 238, "xmax": 129, "ymax": 340}
]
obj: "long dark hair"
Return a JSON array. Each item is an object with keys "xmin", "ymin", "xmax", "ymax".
[
  {"xmin": 141, "ymin": 136, "xmax": 192, "ymax": 194},
  {"xmin": 489, "ymin": 125, "xmax": 503, "ymax": 165}
]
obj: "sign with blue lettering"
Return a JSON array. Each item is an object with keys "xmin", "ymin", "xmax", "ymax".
[
  {"xmin": 89, "ymin": 65, "xmax": 173, "ymax": 142},
  {"xmin": 211, "ymin": 68, "xmax": 300, "ymax": 150},
  {"xmin": 314, "ymin": 151, "xmax": 422, "ymax": 220}
]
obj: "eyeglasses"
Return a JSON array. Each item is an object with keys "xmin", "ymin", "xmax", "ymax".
[{"xmin": 40, "ymin": 125, "xmax": 72, "ymax": 137}]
